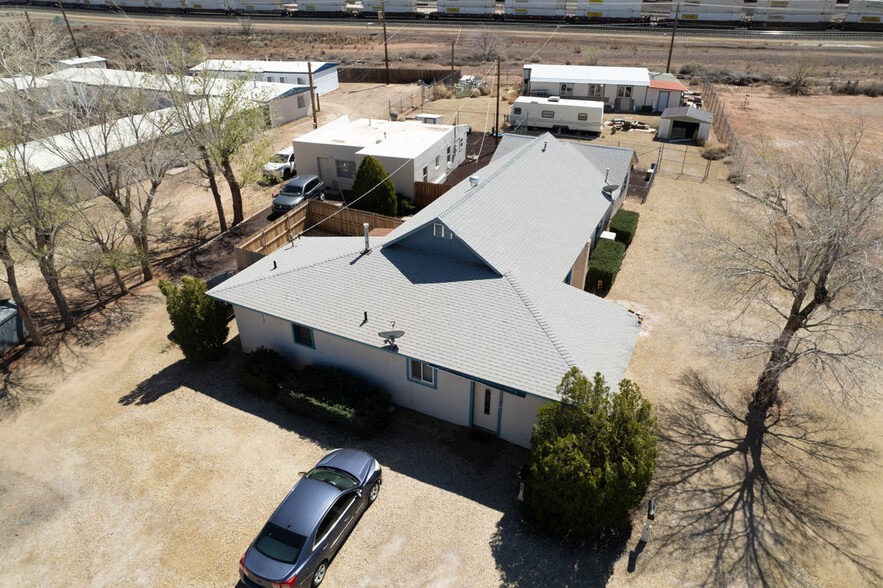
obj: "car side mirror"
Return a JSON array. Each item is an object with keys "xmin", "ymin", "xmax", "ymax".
[{"xmin": 298, "ymin": 471, "xmax": 306, "ymax": 477}]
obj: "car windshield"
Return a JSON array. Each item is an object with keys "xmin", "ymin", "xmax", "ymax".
[
  {"xmin": 253, "ymin": 523, "xmax": 306, "ymax": 564},
  {"xmin": 305, "ymin": 467, "xmax": 359, "ymax": 490},
  {"xmin": 281, "ymin": 184, "xmax": 302, "ymax": 196},
  {"xmin": 269, "ymin": 154, "xmax": 288, "ymax": 163}
]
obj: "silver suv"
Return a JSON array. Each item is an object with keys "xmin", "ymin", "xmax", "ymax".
[{"xmin": 272, "ymin": 175, "xmax": 325, "ymax": 213}]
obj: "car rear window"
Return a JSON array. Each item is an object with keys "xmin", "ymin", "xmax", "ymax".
[
  {"xmin": 281, "ymin": 184, "xmax": 302, "ymax": 195},
  {"xmin": 254, "ymin": 523, "xmax": 306, "ymax": 564},
  {"xmin": 270, "ymin": 154, "xmax": 288, "ymax": 163},
  {"xmin": 305, "ymin": 467, "xmax": 359, "ymax": 490}
]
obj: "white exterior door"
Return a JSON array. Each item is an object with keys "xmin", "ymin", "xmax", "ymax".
[
  {"xmin": 657, "ymin": 91, "xmax": 670, "ymax": 112},
  {"xmin": 472, "ymin": 385, "xmax": 499, "ymax": 432}
]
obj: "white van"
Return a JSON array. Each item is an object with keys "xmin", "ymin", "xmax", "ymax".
[{"xmin": 505, "ymin": 96, "xmax": 604, "ymax": 134}]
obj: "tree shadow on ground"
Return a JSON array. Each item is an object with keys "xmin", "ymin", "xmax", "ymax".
[
  {"xmin": 0, "ymin": 346, "xmax": 51, "ymax": 420},
  {"xmin": 653, "ymin": 369, "xmax": 881, "ymax": 587},
  {"xmin": 491, "ymin": 512, "xmax": 631, "ymax": 588}
]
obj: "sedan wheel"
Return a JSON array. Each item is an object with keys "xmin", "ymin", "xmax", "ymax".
[
  {"xmin": 368, "ymin": 481, "xmax": 380, "ymax": 505},
  {"xmin": 312, "ymin": 560, "xmax": 328, "ymax": 587}
]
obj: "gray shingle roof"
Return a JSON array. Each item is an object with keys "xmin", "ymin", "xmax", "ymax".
[
  {"xmin": 211, "ymin": 134, "xmax": 641, "ymax": 400},
  {"xmin": 491, "ymin": 133, "xmax": 637, "ymax": 189},
  {"xmin": 661, "ymin": 106, "xmax": 714, "ymax": 123}
]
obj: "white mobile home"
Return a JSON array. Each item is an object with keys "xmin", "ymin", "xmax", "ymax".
[
  {"xmin": 189, "ymin": 60, "xmax": 339, "ymax": 96},
  {"xmin": 505, "ymin": 96, "xmax": 604, "ymax": 134},
  {"xmin": 292, "ymin": 116, "xmax": 469, "ymax": 199},
  {"xmin": 522, "ymin": 64, "xmax": 652, "ymax": 112}
]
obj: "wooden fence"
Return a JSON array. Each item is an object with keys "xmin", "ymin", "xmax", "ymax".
[
  {"xmin": 414, "ymin": 181, "xmax": 451, "ymax": 209},
  {"xmin": 338, "ymin": 67, "xmax": 460, "ymax": 85},
  {"xmin": 234, "ymin": 200, "xmax": 404, "ymax": 269}
]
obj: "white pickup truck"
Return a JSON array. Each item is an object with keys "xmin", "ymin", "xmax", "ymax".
[{"xmin": 262, "ymin": 146, "xmax": 297, "ymax": 182}]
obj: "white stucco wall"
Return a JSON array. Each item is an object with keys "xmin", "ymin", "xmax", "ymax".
[
  {"xmin": 499, "ymin": 392, "xmax": 549, "ymax": 448},
  {"xmin": 233, "ymin": 306, "xmax": 474, "ymax": 428},
  {"xmin": 268, "ymin": 93, "xmax": 311, "ymax": 127}
]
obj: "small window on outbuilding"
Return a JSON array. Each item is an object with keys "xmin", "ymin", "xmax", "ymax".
[
  {"xmin": 297, "ymin": 95, "xmax": 306, "ymax": 108},
  {"xmin": 513, "ymin": 107, "xmax": 522, "ymax": 115},
  {"xmin": 422, "ymin": 166, "xmax": 428, "ymax": 182},
  {"xmin": 577, "ymin": 113, "xmax": 588, "ymax": 121},
  {"xmin": 541, "ymin": 110, "xmax": 554, "ymax": 118},
  {"xmin": 292, "ymin": 323, "xmax": 314, "ymax": 348}
]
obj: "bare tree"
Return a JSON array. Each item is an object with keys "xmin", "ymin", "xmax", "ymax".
[
  {"xmin": 695, "ymin": 125, "xmax": 882, "ymax": 447},
  {"xmin": 0, "ymin": 20, "xmax": 76, "ymax": 330},
  {"xmin": 44, "ymin": 80, "xmax": 179, "ymax": 282},
  {"xmin": 0, "ymin": 225, "xmax": 43, "ymax": 346},
  {"xmin": 70, "ymin": 199, "xmax": 134, "ymax": 297},
  {"xmin": 471, "ymin": 31, "xmax": 499, "ymax": 63}
]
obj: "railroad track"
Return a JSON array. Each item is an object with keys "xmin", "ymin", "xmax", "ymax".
[{"xmin": 6, "ymin": 5, "xmax": 883, "ymax": 39}]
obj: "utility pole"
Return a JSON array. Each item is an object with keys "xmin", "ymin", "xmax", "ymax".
[
  {"xmin": 381, "ymin": 1, "xmax": 390, "ymax": 85},
  {"xmin": 450, "ymin": 40, "xmax": 455, "ymax": 88},
  {"xmin": 307, "ymin": 62, "xmax": 318, "ymax": 129},
  {"xmin": 666, "ymin": 4, "xmax": 679, "ymax": 74},
  {"xmin": 57, "ymin": 0, "xmax": 82, "ymax": 59},
  {"xmin": 494, "ymin": 55, "xmax": 501, "ymax": 144}
]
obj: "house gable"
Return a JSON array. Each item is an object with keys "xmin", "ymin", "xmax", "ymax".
[{"xmin": 389, "ymin": 220, "xmax": 489, "ymax": 267}]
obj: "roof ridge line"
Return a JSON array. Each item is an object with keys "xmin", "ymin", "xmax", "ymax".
[
  {"xmin": 436, "ymin": 135, "xmax": 546, "ymax": 221},
  {"xmin": 211, "ymin": 239, "xmax": 366, "ymax": 294},
  {"xmin": 504, "ymin": 272, "xmax": 576, "ymax": 369}
]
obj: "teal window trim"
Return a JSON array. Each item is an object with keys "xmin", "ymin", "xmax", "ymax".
[
  {"xmin": 496, "ymin": 392, "xmax": 504, "ymax": 438},
  {"xmin": 407, "ymin": 358, "xmax": 438, "ymax": 389},
  {"xmin": 292, "ymin": 323, "xmax": 315, "ymax": 349},
  {"xmin": 469, "ymin": 382, "xmax": 474, "ymax": 427}
]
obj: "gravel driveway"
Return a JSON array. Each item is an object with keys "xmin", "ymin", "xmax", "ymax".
[{"xmin": 0, "ymin": 296, "xmax": 631, "ymax": 588}]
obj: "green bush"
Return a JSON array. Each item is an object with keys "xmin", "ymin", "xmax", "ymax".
[
  {"xmin": 350, "ymin": 156, "xmax": 397, "ymax": 217},
  {"xmin": 159, "ymin": 277, "xmax": 229, "ymax": 361},
  {"xmin": 585, "ymin": 239, "xmax": 626, "ymax": 292},
  {"xmin": 525, "ymin": 369, "xmax": 657, "ymax": 538},
  {"xmin": 397, "ymin": 194, "xmax": 417, "ymax": 216},
  {"xmin": 278, "ymin": 365, "xmax": 393, "ymax": 436},
  {"xmin": 238, "ymin": 347, "xmax": 292, "ymax": 397},
  {"xmin": 609, "ymin": 209, "xmax": 639, "ymax": 246}
]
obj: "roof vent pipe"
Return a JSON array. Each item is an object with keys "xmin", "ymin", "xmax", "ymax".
[
  {"xmin": 469, "ymin": 175, "xmax": 479, "ymax": 188},
  {"xmin": 605, "ymin": 168, "xmax": 610, "ymax": 183},
  {"xmin": 363, "ymin": 222, "xmax": 370, "ymax": 253},
  {"xmin": 542, "ymin": 140, "xmax": 548, "ymax": 152}
]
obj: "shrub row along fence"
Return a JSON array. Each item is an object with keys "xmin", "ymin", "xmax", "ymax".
[
  {"xmin": 234, "ymin": 200, "xmax": 403, "ymax": 269},
  {"xmin": 701, "ymin": 80, "xmax": 748, "ymax": 170}
]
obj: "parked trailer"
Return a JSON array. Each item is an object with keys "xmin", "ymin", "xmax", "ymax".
[{"xmin": 505, "ymin": 96, "xmax": 604, "ymax": 134}]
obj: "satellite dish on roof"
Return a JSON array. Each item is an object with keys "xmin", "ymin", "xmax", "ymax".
[
  {"xmin": 603, "ymin": 184, "xmax": 620, "ymax": 193},
  {"xmin": 378, "ymin": 321, "xmax": 404, "ymax": 351}
]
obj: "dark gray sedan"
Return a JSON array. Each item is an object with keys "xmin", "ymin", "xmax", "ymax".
[
  {"xmin": 272, "ymin": 175, "xmax": 325, "ymax": 213},
  {"xmin": 239, "ymin": 449, "xmax": 382, "ymax": 588}
]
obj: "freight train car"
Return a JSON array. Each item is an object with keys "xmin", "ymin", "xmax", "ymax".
[
  {"xmin": 751, "ymin": 0, "xmax": 836, "ymax": 23},
  {"xmin": 504, "ymin": 0, "xmax": 566, "ymax": 18},
  {"xmin": 844, "ymin": 0, "xmax": 883, "ymax": 24},
  {"xmin": 573, "ymin": 0, "xmax": 642, "ymax": 22},
  {"xmin": 670, "ymin": 0, "xmax": 743, "ymax": 23}
]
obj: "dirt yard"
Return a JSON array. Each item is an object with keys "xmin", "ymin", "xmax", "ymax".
[{"xmin": 714, "ymin": 84, "xmax": 883, "ymax": 152}]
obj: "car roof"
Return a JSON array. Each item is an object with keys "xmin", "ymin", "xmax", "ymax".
[
  {"xmin": 269, "ymin": 478, "xmax": 341, "ymax": 538},
  {"xmin": 317, "ymin": 449, "xmax": 373, "ymax": 482},
  {"xmin": 274, "ymin": 146, "xmax": 295, "ymax": 156},
  {"xmin": 286, "ymin": 175, "xmax": 319, "ymax": 188}
]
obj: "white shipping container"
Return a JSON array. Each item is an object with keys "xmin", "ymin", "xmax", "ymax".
[
  {"xmin": 505, "ymin": 0, "xmax": 566, "ymax": 16},
  {"xmin": 752, "ymin": 0, "xmax": 835, "ymax": 22},
  {"xmin": 296, "ymin": 0, "xmax": 347, "ymax": 10},
  {"xmin": 844, "ymin": 0, "xmax": 883, "ymax": 22},
  {"xmin": 437, "ymin": 0, "xmax": 495, "ymax": 14},
  {"xmin": 671, "ymin": 0, "xmax": 742, "ymax": 20},
  {"xmin": 228, "ymin": 0, "xmax": 285, "ymax": 10},
  {"xmin": 190, "ymin": 0, "xmax": 229, "ymax": 9},
  {"xmin": 505, "ymin": 96, "xmax": 604, "ymax": 134},
  {"xmin": 575, "ymin": 0, "xmax": 641, "ymax": 19},
  {"xmin": 363, "ymin": 0, "xmax": 416, "ymax": 11}
]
